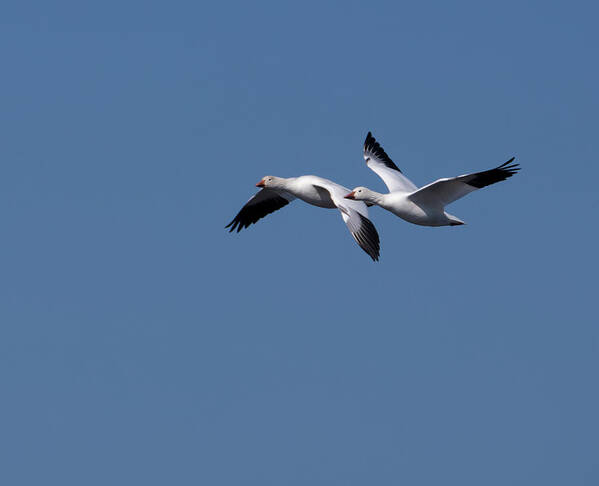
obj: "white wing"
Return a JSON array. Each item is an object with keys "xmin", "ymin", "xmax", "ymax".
[
  {"xmin": 408, "ymin": 158, "xmax": 520, "ymax": 208},
  {"xmin": 313, "ymin": 179, "xmax": 380, "ymax": 261},
  {"xmin": 226, "ymin": 188, "xmax": 296, "ymax": 232},
  {"xmin": 364, "ymin": 132, "xmax": 417, "ymax": 193}
]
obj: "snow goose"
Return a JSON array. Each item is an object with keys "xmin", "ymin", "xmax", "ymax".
[
  {"xmin": 345, "ymin": 132, "xmax": 520, "ymax": 227},
  {"xmin": 226, "ymin": 175, "xmax": 380, "ymax": 261}
]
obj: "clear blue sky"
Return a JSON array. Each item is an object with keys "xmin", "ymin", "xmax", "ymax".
[{"xmin": 1, "ymin": 1, "xmax": 598, "ymax": 484}]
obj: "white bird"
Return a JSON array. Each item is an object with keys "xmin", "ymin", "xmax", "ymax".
[
  {"xmin": 345, "ymin": 132, "xmax": 520, "ymax": 226},
  {"xmin": 226, "ymin": 175, "xmax": 380, "ymax": 261}
]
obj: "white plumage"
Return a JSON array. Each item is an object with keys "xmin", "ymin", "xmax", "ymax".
[
  {"xmin": 345, "ymin": 132, "xmax": 520, "ymax": 227},
  {"xmin": 227, "ymin": 175, "xmax": 380, "ymax": 261}
]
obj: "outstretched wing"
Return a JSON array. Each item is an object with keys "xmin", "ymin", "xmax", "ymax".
[
  {"xmin": 364, "ymin": 132, "xmax": 417, "ymax": 193},
  {"xmin": 226, "ymin": 189, "xmax": 295, "ymax": 232},
  {"xmin": 313, "ymin": 180, "xmax": 380, "ymax": 261},
  {"xmin": 408, "ymin": 158, "xmax": 520, "ymax": 208},
  {"xmin": 339, "ymin": 207, "xmax": 380, "ymax": 261}
]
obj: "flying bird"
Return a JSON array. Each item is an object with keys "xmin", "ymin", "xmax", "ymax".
[
  {"xmin": 345, "ymin": 132, "xmax": 520, "ymax": 226},
  {"xmin": 226, "ymin": 175, "xmax": 380, "ymax": 261}
]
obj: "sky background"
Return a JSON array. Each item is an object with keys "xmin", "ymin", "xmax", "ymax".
[{"xmin": 1, "ymin": 1, "xmax": 598, "ymax": 484}]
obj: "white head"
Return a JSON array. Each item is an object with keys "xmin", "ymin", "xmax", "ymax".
[
  {"xmin": 344, "ymin": 186, "xmax": 373, "ymax": 201},
  {"xmin": 255, "ymin": 176, "xmax": 284, "ymax": 189}
]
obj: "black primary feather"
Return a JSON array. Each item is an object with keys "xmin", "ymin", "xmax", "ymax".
[
  {"xmin": 463, "ymin": 158, "xmax": 520, "ymax": 189},
  {"xmin": 364, "ymin": 132, "xmax": 403, "ymax": 173},
  {"xmin": 351, "ymin": 213, "xmax": 380, "ymax": 261},
  {"xmin": 225, "ymin": 192, "xmax": 291, "ymax": 232}
]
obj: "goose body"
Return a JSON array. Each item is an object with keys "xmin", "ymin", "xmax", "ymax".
[
  {"xmin": 373, "ymin": 191, "xmax": 464, "ymax": 226},
  {"xmin": 345, "ymin": 132, "xmax": 520, "ymax": 227},
  {"xmin": 226, "ymin": 175, "xmax": 380, "ymax": 261}
]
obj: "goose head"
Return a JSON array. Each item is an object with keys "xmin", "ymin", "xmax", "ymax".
[
  {"xmin": 256, "ymin": 176, "xmax": 284, "ymax": 189},
  {"xmin": 344, "ymin": 187, "xmax": 370, "ymax": 201}
]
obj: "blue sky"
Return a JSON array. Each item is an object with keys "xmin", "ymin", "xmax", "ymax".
[{"xmin": 1, "ymin": 1, "xmax": 598, "ymax": 484}]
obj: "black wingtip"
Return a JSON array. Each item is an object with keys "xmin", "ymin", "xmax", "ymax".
[
  {"xmin": 498, "ymin": 157, "xmax": 520, "ymax": 176},
  {"xmin": 354, "ymin": 213, "xmax": 381, "ymax": 262},
  {"xmin": 497, "ymin": 157, "xmax": 518, "ymax": 170},
  {"xmin": 225, "ymin": 219, "xmax": 242, "ymax": 233},
  {"xmin": 226, "ymin": 193, "xmax": 291, "ymax": 234},
  {"xmin": 464, "ymin": 158, "xmax": 521, "ymax": 189},
  {"xmin": 363, "ymin": 132, "xmax": 402, "ymax": 173}
]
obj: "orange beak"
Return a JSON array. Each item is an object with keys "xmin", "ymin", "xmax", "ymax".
[
  {"xmin": 256, "ymin": 179, "xmax": 265, "ymax": 188},
  {"xmin": 344, "ymin": 191, "xmax": 356, "ymax": 199}
]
